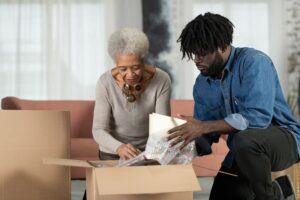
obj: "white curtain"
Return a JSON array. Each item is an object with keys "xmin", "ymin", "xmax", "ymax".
[
  {"xmin": 0, "ymin": 0, "xmax": 142, "ymax": 100},
  {"xmin": 155, "ymin": 0, "xmax": 195, "ymax": 99},
  {"xmin": 1, "ymin": 0, "xmax": 288, "ymax": 100},
  {"xmin": 103, "ymin": 0, "xmax": 143, "ymax": 68}
]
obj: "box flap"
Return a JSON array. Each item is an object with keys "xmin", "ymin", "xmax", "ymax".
[
  {"xmin": 43, "ymin": 158, "xmax": 93, "ymax": 168},
  {"xmin": 95, "ymin": 164, "xmax": 201, "ymax": 195},
  {"xmin": 43, "ymin": 158, "xmax": 118, "ymax": 168},
  {"xmin": 87, "ymin": 160, "xmax": 118, "ymax": 168},
  {"xmin": 0, "ymin": 111, "xmax": 70, "ymax": 200}
]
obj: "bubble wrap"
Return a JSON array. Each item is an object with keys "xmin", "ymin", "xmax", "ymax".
[
  {"xmin": 145, "ymin": 131, "xmax": 196, "ymax": 165},
  {"xmin": 118, "ymin": 129, "xmax": 197, "ymax": 167}
]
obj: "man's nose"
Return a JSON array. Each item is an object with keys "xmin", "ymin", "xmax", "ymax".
[{"xmin": 194, "ymin": 55, "xmax": 204, "ymax": 63}]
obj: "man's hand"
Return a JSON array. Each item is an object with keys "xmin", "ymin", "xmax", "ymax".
[
  {"xmin": 167, "ymin": 115, "xmax": 235, "ymax": 149},
  {"xmin": 167, "ymin": 115, "xmax": 210, "ymax": 149},
  {"xmin": 117, "ymin": 144, "xmax": 141, "ymax": 160}
]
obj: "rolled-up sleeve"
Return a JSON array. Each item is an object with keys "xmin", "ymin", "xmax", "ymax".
[{"xmin": 224, "ymin": 113, "xmax": 249, "ymax": 130}]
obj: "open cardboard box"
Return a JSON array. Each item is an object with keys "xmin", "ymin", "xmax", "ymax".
[
  {"xmin": 44, "ymin": 113, "xmax": 200, "ymax": 200},
  {"xmin": 44, "ymin": 158, "xmax": 200, "ymax": 200}
]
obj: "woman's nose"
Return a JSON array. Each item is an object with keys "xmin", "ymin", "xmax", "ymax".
[{"xmin": 126, "ymin": 69, "xmax": 135, "ymax": 77}]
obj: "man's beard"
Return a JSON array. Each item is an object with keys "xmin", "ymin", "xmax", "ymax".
[{"xmin": 201, "ymin": 53, "xmax": 225, "ymax": 79}]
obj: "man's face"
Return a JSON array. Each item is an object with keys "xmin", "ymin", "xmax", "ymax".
[{"xmin": 193, "ymin": 49, "xmax": 225, "ymax": 78}]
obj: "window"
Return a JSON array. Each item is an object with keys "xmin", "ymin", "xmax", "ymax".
[{"xmin": 0, "ymin": 1, "xmax": 105, "ymax": 99}]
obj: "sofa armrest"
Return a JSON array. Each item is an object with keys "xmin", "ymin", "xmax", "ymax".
[{"xmin": 1, "ymin": 96, "xmax": 21, "ymax": 109}]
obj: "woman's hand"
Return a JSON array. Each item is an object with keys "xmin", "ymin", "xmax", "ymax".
[{"xmin": 117, "ymin": 143, "xmax": 141, "ymax": 160}]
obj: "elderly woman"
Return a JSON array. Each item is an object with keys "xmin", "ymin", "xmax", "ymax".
[{"xmin": 92, "ymin": 28, "xmax": 171, "ymax": 160}]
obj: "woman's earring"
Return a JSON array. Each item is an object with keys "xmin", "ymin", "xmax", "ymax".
[{"xmin": 134, "ymin": 83, "xmax": 142, "ymax": 91}]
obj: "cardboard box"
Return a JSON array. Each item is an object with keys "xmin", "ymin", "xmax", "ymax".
[
  {"xmin": 0, "ymin": 110, "xmax": 70, "ymax": 200},
  {"xmin": 44, "ymin": 158, "xmax": 201, "ymax": 200}
]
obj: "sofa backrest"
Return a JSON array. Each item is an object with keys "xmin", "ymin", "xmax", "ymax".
[
  {"xmin": 170, "ymin": 99, "xmax": 194, "ymax": 117},
  {"xmin": 1, "ymin": 97, "xmax": 94, "ymax": 138},
  {"xmin": 2, "ymin": 98, "xmax": 195, "ymax": 138}
]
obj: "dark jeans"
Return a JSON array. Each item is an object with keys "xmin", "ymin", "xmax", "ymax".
[
  {"xmin": 82, "ymin": 151, "xmax": 119, "ymax": 200},
  {"xmin": 209, "ymin": 126, "xmax": 299, "ymax": 200}
]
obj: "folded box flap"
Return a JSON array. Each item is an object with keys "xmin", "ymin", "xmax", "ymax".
[
  {"xmin": 95, "ymin": 164, "xmax": 201, "ymax": 195},
  {"xmin": 43, "ymin": 158, "xmax": 93, "ymax": 168}
]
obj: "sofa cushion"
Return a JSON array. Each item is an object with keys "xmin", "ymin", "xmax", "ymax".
[{"xmin": 71, "ymin": 138, "xmax": 98, "ymax": 158}]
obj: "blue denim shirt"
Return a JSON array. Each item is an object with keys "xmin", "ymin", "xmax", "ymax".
[{"xmin": 193, "ymin": 46, "xmax": 300, "ymax": 168}]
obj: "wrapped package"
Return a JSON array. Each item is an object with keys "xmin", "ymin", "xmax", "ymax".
[{"xmin": 118, "ymin": 112, "xmax": 198, "ymax": 167}]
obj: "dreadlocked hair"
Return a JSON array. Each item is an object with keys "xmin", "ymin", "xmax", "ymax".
[{"xmin": 177, "ymin": 12, "xmax": 234, "ymax": 60}]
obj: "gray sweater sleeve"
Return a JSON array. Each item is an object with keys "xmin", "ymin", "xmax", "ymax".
[{"xmin": 92, "ymin": 80, "xmax": 123, "ymax": 154}]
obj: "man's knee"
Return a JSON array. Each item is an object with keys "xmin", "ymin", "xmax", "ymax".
[{"xmin": 232, "ymin": 130, "xmax": 258, "ymax": 159}]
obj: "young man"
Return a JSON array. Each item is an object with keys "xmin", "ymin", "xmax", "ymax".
[{"xmin": 168, "ymin": 12, "xmax": 300, "ymax": 200}]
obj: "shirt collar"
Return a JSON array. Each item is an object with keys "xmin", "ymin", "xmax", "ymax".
[{"xmin": 224, "ymin": 46, "xmax": 235, "ymax": 73}]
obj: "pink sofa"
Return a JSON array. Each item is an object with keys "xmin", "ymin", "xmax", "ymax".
[{"xmin": 1, "ymin": 97, "xmax": 228, "ymax": 178}]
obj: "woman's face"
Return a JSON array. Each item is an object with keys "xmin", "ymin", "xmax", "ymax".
[{"xmin": 116, "ymin": 54, "xmax": 144, "ymax": 85}]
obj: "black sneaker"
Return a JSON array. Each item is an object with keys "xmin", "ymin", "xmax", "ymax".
[{"xmin": 273, "ymin": 175, "xmax": 295, "ymax": 200}]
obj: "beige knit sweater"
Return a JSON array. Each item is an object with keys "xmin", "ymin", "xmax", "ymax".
[{"xmin": 92, "ymin": 67, "xmax": 171, "ymax": 154}]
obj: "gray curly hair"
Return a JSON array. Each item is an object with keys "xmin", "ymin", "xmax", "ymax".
[{"xmin": 108, "ymin": 28, "xmax": 149, "ymax": 60}]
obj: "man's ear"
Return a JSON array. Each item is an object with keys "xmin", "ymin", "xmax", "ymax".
[
  {"xmin": 218, "ymin": 47, "xmax": 224, "ymax": 53},
  {"xmin": 217, "ymin": 47, "xmax": 224, "ymax": 54},
  {"xmin": 219, "ymin": 46, "xmax": 229, "ymax": 53}
]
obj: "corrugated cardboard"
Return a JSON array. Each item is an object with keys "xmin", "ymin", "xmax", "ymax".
[
  {"xmin": 0, "ymin": 110, "xmax": 71, "ymax": 200},
  {"xmin": 44, "ymin": 158, "xmax": 200, "ymax": 200},
  {"xmin": 0, "ymin": 110, "xmax": 70, "ymax": 200}
]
